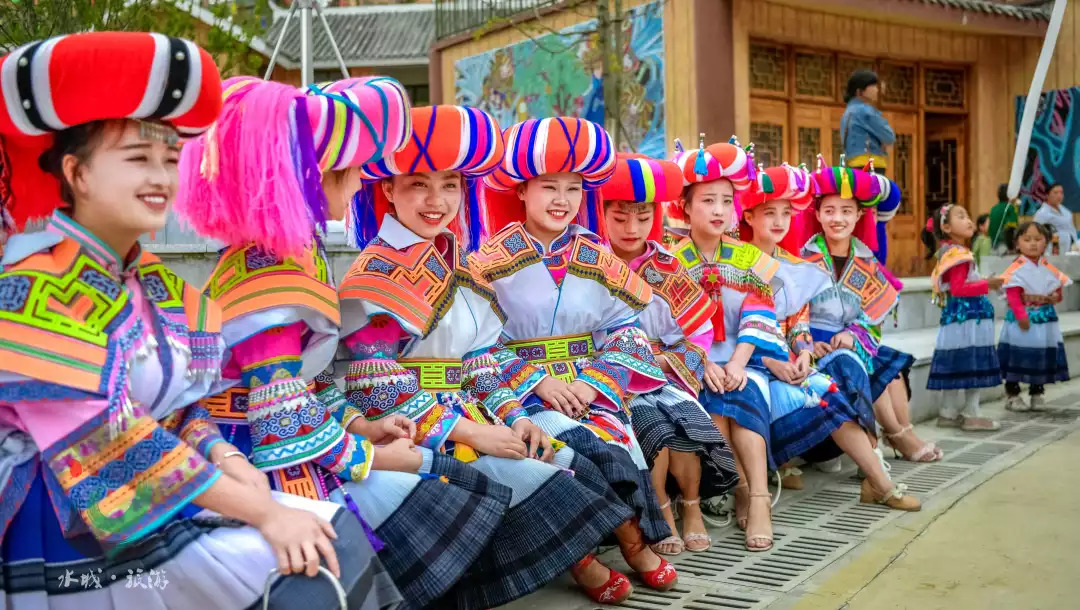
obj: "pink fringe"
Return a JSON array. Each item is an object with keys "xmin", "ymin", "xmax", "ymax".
[{"xmin": 176, "ymin": 79, "xmax": 318, "ymax": 258}]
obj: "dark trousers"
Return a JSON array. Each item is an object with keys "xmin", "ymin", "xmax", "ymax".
[{"xmin": 1005, "ymin": 381, "xmax": 1045, "ymax": 397}]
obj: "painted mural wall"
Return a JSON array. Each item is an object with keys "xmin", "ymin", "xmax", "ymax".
[
  {"xmin": 1016, "ymin": 87, "xmax": 1080, "ymax": 215},
  {"xmin": 452, "ymin": 0, "xmax": 666, "ymax": 157}
]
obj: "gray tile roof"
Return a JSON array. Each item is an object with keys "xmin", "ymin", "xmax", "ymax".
[
  {"xmin": 262, "ymin": 4, "xmax": 434, "ymax": 68},
  {"xmin": 918, "ymin": 0, "xmax": 1051, "ymax": 21}
]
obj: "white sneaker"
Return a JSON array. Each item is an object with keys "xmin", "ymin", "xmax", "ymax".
[
  {"xmin": 1005, "ymin": 395, "xmax": 1031, "ymax": 412},
  {"xmin": 1030, "ymin": 395, "xmax": 1048, "ymax": 411},
  {"xmin": 814, "ymin": 457, "xmax": 843, "ymax": 473}
]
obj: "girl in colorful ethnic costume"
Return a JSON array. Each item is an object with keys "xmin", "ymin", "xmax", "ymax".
[
  {"xmin": 798, "ymin": 159, "xmax": 942, "ymax": 463},
  {"xmin": 177, "ymin": 78, "xmax": 508, "ymax": 609},
  {"xmin": 0, "ymin": 33, "xmax": 394, "ymax": 609},
  {"xmin": 599, "ymin": 153, "xmax": 738, "ymax": 555},
  {"xmin": 476, "ymin": 117, "xmax": 680, "ymax": 602},
  {"xmin": 740, "ymin": 164, "xmax": 918, "ymax": 511},
  {"xmin": 998, "ymin": 222, "xmax": 1071, "ymax": 411},
  {"xmin": 340, "ymin": 105, "xmax": 634, "ymax": 607},
  {"xmin": 927, "ymin": 204, "xmax": 1003, "ymax": 431},
  {"xmin": 667, "ymin": 138, "xmax": 782, "ymax": 552}
]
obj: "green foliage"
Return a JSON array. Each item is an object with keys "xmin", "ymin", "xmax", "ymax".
[{"xmin": 0, "ymin": 0, "xmax": 271, "ymax": 75}]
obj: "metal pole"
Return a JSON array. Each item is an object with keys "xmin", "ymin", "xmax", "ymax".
[
  {"xmin": 315, "ymin": 1, "xmax": 351, "ymax": 79},
  {"xmin": 299, "ymin": 0, "xmax": 315, "ymax": 86},
  {"xmin": 1008, "ymin": 0, "xmax": 1067, "ymax": 201},
  {"xmin": 262, "ymin": 1, "xmax": 298, "ymax": 80}
]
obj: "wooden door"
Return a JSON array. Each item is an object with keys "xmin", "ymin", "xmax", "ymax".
[
  {"xmin": 880, "ymin": 111, "xmax": 923, "ymax": 276},
  {"xmin": 790, "ymin": 104, "xmax": 845, "ymax": 169},
  {"xmin": 748, "ymin": 97, "xmax": 789, "ymax": 168}
]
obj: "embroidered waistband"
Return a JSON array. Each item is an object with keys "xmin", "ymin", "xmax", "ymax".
[
  {"xmin": 504, "ymin": 333, "xmax": 595, "ymax": 363},
  {"xmin": 399, "ymin": 358, "xmax": 463, "ymax": 391}
]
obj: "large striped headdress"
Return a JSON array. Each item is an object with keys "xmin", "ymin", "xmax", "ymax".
[
  {"xmin": 176, "ymin": 75, "xmax": 410, "ymax": 257},
  {"xmin": 791, "ymin": 154, "xmax": 902, "ymax": 251},
  {"xmin": 665, "ymin": 135, "xmax": 754, "ymax": 224},
  {"xmin": 349, "ymin": 105, "xmax": 504, "ymax": 250},
  {"xmin": 482, "ymin": 117, "xmax": 616, "ymax": 234},
  {"xmin": 598, "ymin": 153, "xmax": 683, "ymax": 243},
  {"xmin": 737, "ymin": 163, "xmax": 814, "ymax": 250},
  {"xmin": 0, "ymin": 32, "xmax": 222, "ymax": 238}
]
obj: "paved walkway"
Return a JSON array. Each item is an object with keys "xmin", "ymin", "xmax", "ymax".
[{"xmin": 793, "ymin": 425, "xmax": 1080, "ymax": 610}]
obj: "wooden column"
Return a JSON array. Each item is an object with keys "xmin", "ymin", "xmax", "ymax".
[{"xmin": 694, "ymin": 0, "xmax": 737, "ymax": 139}]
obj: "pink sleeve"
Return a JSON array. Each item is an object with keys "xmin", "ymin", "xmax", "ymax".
[
  {"xmin": 946, "ymin": 263, "xmax": 988, "ymax": 297},
  {"xmin": 689, "ymin": 325, "xmax": 714, "ymax": 353},
  {"xmin": 1006, "ymin": 286, "xmax": 1028, "ymax": 322}
]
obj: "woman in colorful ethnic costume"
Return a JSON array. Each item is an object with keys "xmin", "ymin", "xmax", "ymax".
[
  {"xmin": 667, "ymin": 137, "xmax": 786, "ymax": 552},
  {"xmin": 339, "ymin": 105, "xmax": 635, "ymax": 608},
  {"xmin": 797, "ymin": 158, "xmax": 942, "ymax": 463},
  {"xmin": 740, "ymin": 163, "xmax": 919, "ymax": 511},
  {"xmin": 0, "ymin": 33, "xmax": 394, "ymax": 610},
  {"xmin": 476, "ymin": 117, "xmax": 680, "ymax": 602},
  {"xmin": 176, "ymin": 78, "xmax": 508, "ymax": 609},
  {"xmin": 598, "ymin": 153, "xmax": 738, "ymax": 556}
]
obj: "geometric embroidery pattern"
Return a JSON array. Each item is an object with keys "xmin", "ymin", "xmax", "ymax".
[{"xmin": 636, "ymin": 249, "xmax": 714, "ymax": 337}]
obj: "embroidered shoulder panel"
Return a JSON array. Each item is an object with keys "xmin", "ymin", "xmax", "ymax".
[
  {"xmin": 929, "ymin": 244, "xmax": 975, "ymax": 294},
  {"xmin": 636, "ymin": 250, "xmax": 714, "ymax": 337},
  {"xmin": 470, "ymin": 223, "xmax": 543, "ymax": 283},
  {"xmin": 0, "ymin": 239, "xmax": 217, "ymax": 395},
  {"xmin": 672, "ymin": 236, "xmax": 777, "ymax": 299},
  {"xmin": 567, "ymin": 236, "xmax": 652, "ymax": 310},
  {"xmin": 204, "ymin": 242, "xmax": 339, "ymax": 326}
]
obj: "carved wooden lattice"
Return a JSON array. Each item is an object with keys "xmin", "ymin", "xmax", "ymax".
[
  {"xmin": 798, "ymin": 127, "xmax": 821, "ymax": 169},
  {"xmin": 750, "ymin": 122, "xmax": 784, "ymax": 168},
  {"xmin": 924, "ymin": 67, "xmax": 966, "ymax": 109},
  {"xmin": 831, "ymin": 128, "xmax": 844, "ymax": 167},
  {"xmin": 750, "ymin": 44, "xmax": 787, "ymax": 93},
  {"xmin": 894, "ymin": 133, "xmax": 914, "ymax": 214},
  {"xmin": 794, "ymin": 51, "xmax": 834, "ymax": 99},
  {"xmin": 879, "ymin": 62, "xmax": 916, "ymax": 107}
]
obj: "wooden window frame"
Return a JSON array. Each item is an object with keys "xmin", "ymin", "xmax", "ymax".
[
  {"xmin": 920, "ymin": 62, "xmax": 970, "ymax": 114},
  {"xmin": 749, "ymin": 41, "xmax": 791, "ymax": 100},
  {"xmin": 791, "ymin": 47, "xmax": 838, "ymax": 104}
]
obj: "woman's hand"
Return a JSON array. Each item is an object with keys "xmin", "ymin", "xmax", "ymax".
[
  {"xmin": 255, "ymin": 503, "xmax": 340, "ymax": 579},
  {"xmin": 813, "ymin": 341, "xmax": 833, "ymax": 360},
  {"xmin": 212, "ymin": 447, "xmax": 271, "ymax": 496},
  {"xmin": 722, "ymin": 361, "xmax": 748, "ymax": 392},
  {"xmin": 792, "ymin": 350, "xmax": 813, "ymax": 384},
  {"xmin": 534, "ymin": 376, "xmax": 586, "ymax": 417},
  {"xmin": 830, "ymin": 331, "xmax": 855, "ymax": 351},
  {"xmin": 703, "ymin": 360, "xmax": 727, "ymax": 394},
  {"xmin": 372, "ymin": 437, "xmax": 423, "ymax": 472},
  {"xmin": 567, "ymin": 380, "xmax": 599, "ymax": 416},
  {"xmin": 467, "ymin": 425, "xmax": 529, "ymax": 459},
  {"xmin": 512, "ymin": 419, "xmax": 555, "ymax": 463},
  {"xmin": 762, "ymin": 357, "xmax": 798, "ymax": 385},
  {"xmin": 368, "ymin": 415, "xmax": 416, "ymax": 445}
]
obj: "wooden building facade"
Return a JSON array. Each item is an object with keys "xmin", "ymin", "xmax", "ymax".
[{"xmin": 432, "ymin": 0, "xmax": 1080, "ymax": 275}]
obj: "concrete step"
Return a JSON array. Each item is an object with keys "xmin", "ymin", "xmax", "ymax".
[{"xmin": 882, "ymin": 310, "xmax": 1080, "ymax": 424}]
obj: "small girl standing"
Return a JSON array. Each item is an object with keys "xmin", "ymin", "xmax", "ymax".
[
  {"xmin": 928, "ymin": 204, "xmax": 1004, "ymax": 431},
  {"xmin": 998, "ymin": 221, "xmax": 1072, "ymax": 411}
]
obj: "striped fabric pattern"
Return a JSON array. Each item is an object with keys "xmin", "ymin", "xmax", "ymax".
[
  {"xmin": 670, "ymin": 141, "xmax": 752, "ymax": 189},
  {"xmin": 0, "ymin": 32, "xmax": 221, "ymax": 137},
  {"xmin": 483, "ymin": 116, "xmax": 616, "ymax": 192},
  {"xmin": 600, "ymin": 153, "xmax": 683, "ymax": 204},
  {"xmin": 305, "ymin": 76, "xmax": 412, "ymax": 171},
  {"xmin": 359, "ymin": 105, "xmax": 503, "ymax": 179}
]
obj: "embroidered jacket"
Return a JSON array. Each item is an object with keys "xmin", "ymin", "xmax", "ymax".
[
  {"xmin": 629, "ymin": 240, "xmax": 715, "ymax": 395},
  {"xmin": 471, "ymin": 222, "xmax": 665, "ymax": 444},
  {"xmin": 337, "ymin": 215, "xmax": 529, "ymax": 459},
  {"xmin": 671, "ymin": 235, "xmax": 788, "ymax": 364},
  {"xmin": 802, "ymin": 235, "xmax": 899, "ymax": 370},
  {"xmin": 771, "ymin": 247, "xmax": 833, "ymax": 359},
  {"xmin": 1000, "ymin": 255, "xmax": 1072, "ymax": 324},
  {"xmin": 0, "ymin": 212, "xmax": 226, "ymax": 549},
  {"xmin": 201, "ymin": 239, "xmax": 373, "ymax": 496}
]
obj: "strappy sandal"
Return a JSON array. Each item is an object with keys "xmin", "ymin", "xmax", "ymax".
[
  {"xmin": 650, "ymin": 501, "xmax": 685, "ymax": 556},
  {"xmin": 859, "ymin": 479, "xmax": 921, "ymax": 511},
  {"xmin": 884, "ymin": 425, "xmax": 943, "ymax": 462},
  {"xmin": 677, "ymin": 498, "xmax": 712, "ymax": 552},
  {"xmin": 778, "ymin": 466, "xmax": 804, "ymax": 490},
  {"xmin": 745, "ymin": 492, "xmax": 774, "ymax": 552}
]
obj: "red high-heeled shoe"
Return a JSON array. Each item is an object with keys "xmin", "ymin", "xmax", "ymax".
[{"xmin": 571, "ymin": 554, "xmax": 633, "ymax": 605}]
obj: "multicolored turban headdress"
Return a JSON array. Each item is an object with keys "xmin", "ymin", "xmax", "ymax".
[
  {"xmin": 0, "ymin": 32, "xmax": 223, "ymax": 239},
  {"xmin": 736, "ymin": 162, "xmax": 814, "ymax": 250},
  {"xmin": 350, "ymin": 105, "xmax": 504, "ymax": 250},
  {"xmin": 789, "ymin": 154, "xmax": 901, "ymax": 252},
  {"xmin": 176, "ymin": 75, "xmax": 409, "ymax": 257},
  {"xmin": 482, "ymin": 117, "xmax": 616, "ymax": 234},
  {"xmin": 664, "ymin": 135, "xmax": 753, "ymax": 225},
  {"xmin": 598, "ymin": 152, "xmax": 684, "ymax": 243}
]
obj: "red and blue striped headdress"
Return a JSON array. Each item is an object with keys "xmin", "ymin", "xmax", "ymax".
[
  {"xmin": 665, "ymin": 135, "xmax": 754, "ymax": 225},
  {"xmin": 599, "ymin": 152, "xmax": 683, "ymax": 243},
  {"xmin": 482, "ymin": 117, "xmax": 616, "ymax": 234},
  {"xmin": 349, "ymin": 105, "xmax": 504, "ymax": 250}
]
